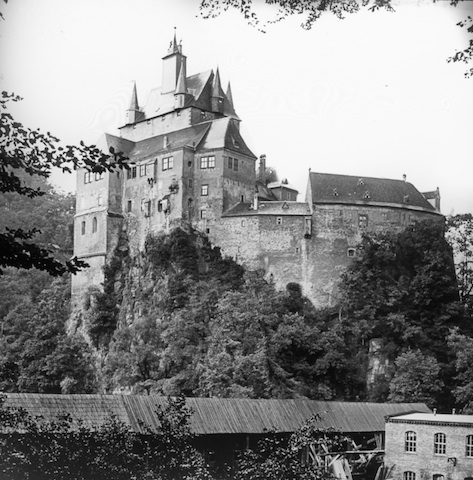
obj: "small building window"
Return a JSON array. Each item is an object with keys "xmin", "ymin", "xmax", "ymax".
[
  {"xmin": 241, "ymin": 220, "xmax": 246, "ymax": 227},
  {"xmin": 162, "ymin": 157, "xmax": 173, "ymax": 171},
  {"xmin": 95, "ymin": 171, "xmax": 104, "ymax": 181},
  {"xmin": 127, "ymin": 166, "xmax": 137, "ymax": 179},
  {"xmin": 405, "ymin": 431, "xmax": 416, "ymax": 453},
  {"xmin": 432, "ymin": 475, "xmax": 445, "ymax": 480},
  {"xmin": 200, "ymin": 156, "xmax": 216, "ymax": 169},
  {"xmin": 240, "ymin": 195, "xmax": 244, "ymax": 202},
  {"xmin": 201, "ymin": 184, "xmax": 209, "ymax": 196},
  {"xmin": 234, "ymin": 158, "xmax": 239, "ymax": 171},
  {"xmin": 81, "ymin": 221, "xmax": 86, "ymax": 235},
  {"xmin": 84, "ymin": 172, "xmax": 92, "ymax": 184},
  {"xmin": 97, "ymin": 194, "xmax": 102, "ymax": 206},
  {"xmin": 466, "ymin": 435, "xmax": 473, "ymax": 457},
  {"xmin": 276, "ymin": 217, "xmax": 283, "ymax": 225},
  {"xmin": 358, "ymin": 214, "xmax": 368, "ymax": 229},
  {"xmin": 188, "ymin": 179, "xmax": 193, "ymax": 188},
  {"xmin": 144, "ymin": 200, "xmax": 151, "ymax": 217},
  {"xmin": 139, "ymin": 164, "xmax": 148, "ymax": 177},
  {"xmin": 200, "ymin": 209, "xmax": 207, "ymax": 219},
  {"xmin": 127, "ymin": 200, "xmax": 132, "ymax": 213},
  {"xmin": 228, "ymin": 157, "xmax": 233, "ymax": 169},
  {"xmin": 92, "ymin": 217, "xmax": 98, "ymax": 233},
  {"xmin": 157, "ymin": 201, "xmax": 162, "ymax": 213},
  {"xmin": 347, "ymin": 248, "xmax": 356, "ymax": 258},
  {"xmin": 403, "ymin": 473, "xmax": 415, "ymax": 480},
  {"xmin": 434, "ymin": 433, "xmax": 446, "ymax": 455}
]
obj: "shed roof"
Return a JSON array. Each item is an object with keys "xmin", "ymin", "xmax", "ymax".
[
  {"xmin": 308, "ymin": 172, "xmax": 439, "ymax": 214},
  {"xmin": 3, "ymin": 394, "xmax": 430, "ymax": 435},
  {"xmin": 223, "ymin": 201, "xmax": 311, "ymax": 217},
  {"xmin": 387, "ymin": 412, "xmax": 473, "ymax": 426}
]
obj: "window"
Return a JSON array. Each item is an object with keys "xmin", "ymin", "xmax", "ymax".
[
  {"xmin": 228, "ymin": 157, "xmax": 233, "ymax": 169},
  {"xmin": 144, "ymin": 200, "xmax": 151, "ymax": 217},
  {"xmin": 157, "ymin": 201, "xmax": 162, "ymax": 213},
  {"xmin": 95, "ymin": 171, "xmax": 104, "ymax": 181},
  {"xmin": 139, "ymin": 164, "xmax": 148, "ymax": 177},
  {"xmin": 240, "ymin": 195, "xmax": 244, "ymax": 202},
  {"xmin": 81, "ymin": 221, "xmax": 86, "ymax": 235},
  {"xmin": 188, "ymin": 179, "xmax": 193, "ymax": 188},
  {"xmin": 433, "ymin": 475, "xmax": 445, "ymax": 480},
  {"xmin": 92, "ymin": 217, "xmax": 98, "ymax": 233},
  {"xmin": 276, "ymin": 217, "xmax": 283, "ymax": 225},
  {"xmin": 434, "ymin": 433, "xmax": 446, "ymax": 455},
  {"xmin": 84, "ymin": 172, "xmax": 92, "ymax": 184},
  {"xmin": 127, "ymin": 200, "xmax": 132, "ymax": 213},
  {"xmin": 200, "ymin": 156, "xmax": 216, "ymax": 169},
  {"xmin": 200, "ymin": 209, "xmax": 207, "ymax": 219},
  {"xmin": 234, "ymin": 158, "xmax": 239, "ymax": 171},
  {"xmin": 97, "ymin": 194, "xmax": 102, "ymax": 206},
  {"xmin": 405, "ymin": 431, "xmax": 416, "ymax": 453},
  {"xmin": 127, "ymin": 166, "xmax": 137, "ymax": 179},
  {"xmin": 201, "ymin": 184, "xmax": 209, "ymax": 196},
  {"xmin": 162, "ymin": 157, "xmax": 173, "ymax": 171},
  {"xmin": 403, "ymin": 472, "xmax": 415, "ymax": 480},
  {"xmin": 241, "ymin": 220, "xmax": 246, "ymax": 227},
  {"xmin": 466, "ymin": 435, "xmax": 473, "ymax": 457},
  {"xmin": 347, "ymin": 248, "xmax": 356, "ymax": 258},
  {"xmin": 358, "ymin": 214, "xmax": 368, "ymax": 229}
]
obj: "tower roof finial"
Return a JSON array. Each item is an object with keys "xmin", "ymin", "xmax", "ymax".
[{"xmin": 129, "ymin": 81, "xmax": 139, "ymax": 111}]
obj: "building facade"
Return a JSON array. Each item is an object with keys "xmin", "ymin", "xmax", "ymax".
[
  {"xmin": 72, "ymin": 34, "xmax": 443, "ymax": 308},
  {"xmin": 385, "ymin": 413, "xmax": 473, "ymax": 479}
]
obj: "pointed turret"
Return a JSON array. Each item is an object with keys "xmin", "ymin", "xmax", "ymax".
[
  {"xmin": 174, "ymin": 59, "xmax": 190, "ymax": 109},
  {"xmin": 223, "ymin": 81, "xmax": 239, "ymax": 120},
  {"xmin": 126, "ymin": 81, "xmax": 144, "ymax": 125},
  {"xmin": 211, "ymin": 67, "xmax": 225, "ymax": 114},
  {"xmin": 162, "ymin": 29, "xmax": 187, "ymax": 94}
]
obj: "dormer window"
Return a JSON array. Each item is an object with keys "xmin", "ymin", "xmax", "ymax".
[
  {"xmin": 358, "ymin": 178, "xmax": 364, "ymax": 186},
  {"xmin": 404, "ymin": 195, "xmax": 410, "ymax": 203},
  {"xmin": 333, "ymin": 188, "xmax": 338, "ymax": 196},
  {"xmin": 364, "ymin": 191, "xmax": 371, "ymax": 199}
]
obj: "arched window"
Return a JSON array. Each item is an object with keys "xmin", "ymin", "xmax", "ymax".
[
  {"xmin": 466, "ymin": 435, "xmax": 473, "ymax": 457},
  {"xmin": 403, "ymin": 472, "xmax": 415, "ymax": 480},
  {"xmin": 92, "ymin": 217, "xmax": 97, "ymax": 233},
  {"xmin": 434, "ymin": 433, "xmax": 446, "ymax": 455},
  {"xmin": 433, "ymin": 475, "xmax": 445, "ymax": 480},
  {"xmin": 405, "ymin": 431, "xmax": 416, "ymax": 453},
  {"xmin": 81, "ymin": 221, "xmax": 86, "ymax": 235}
]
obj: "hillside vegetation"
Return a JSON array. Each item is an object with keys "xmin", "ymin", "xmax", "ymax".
[{"xmin": 1, "ymin": 180, "xmax": 472, "ymax": 411}]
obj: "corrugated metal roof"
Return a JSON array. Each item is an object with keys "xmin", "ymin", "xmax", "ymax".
[
  {"xmin": 3, "ymin": 394, "xmax": 430, "ymax": 435},
  {"xmin": 308, "ymin": 172, "xmax": 440, "ymax": 214}
]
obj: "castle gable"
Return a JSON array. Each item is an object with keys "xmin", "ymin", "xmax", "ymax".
[
  {"xmin": 308, "ymin": 172, "xmax": 439, "ymax": 213},
  {"xmin": 199, "ymin": 117, "xmax": 256, "ymax": 159}
]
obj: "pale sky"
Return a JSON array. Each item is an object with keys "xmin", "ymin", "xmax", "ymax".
[{"xmin": 1, "ymin": 0, "xmax": 472, "ymax": 215}]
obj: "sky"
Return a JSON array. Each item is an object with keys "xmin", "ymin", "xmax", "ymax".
[{"xmin": 1, "ymin": 0, "xmax": 472, "ymax": 215}]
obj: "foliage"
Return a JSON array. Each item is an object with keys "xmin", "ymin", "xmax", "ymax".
[
  {"xmin": 0, "ymin": 91, "xmax": 128, "ymax": 276},
  {"xmin": 447, "ymin": 328, "xmax": 473, "ymax": 413},
  {"xmin": 0, "ymin": 277, "xmax": 96, "ymax": 393},
  {"xmin": 446, "ymin": 213, "xmax": 473, "ymax": 314},
  {"xmin": 387, "ymin": 349, "xmax": 443, "ymax": 408},
  {"xmin": 447, "ymin": 14, "xmax": 473, "ymax": 78},
  {"xmin": 234, "ymin": 413, "xmax": 350, "ymax": 480},
  {"xmin": 199, "ymin": 0, "xmax": 394, "ymax": 31},
  {"xmin": 0, "ymin": 395, "xmax": 213, "ymax": 480}
]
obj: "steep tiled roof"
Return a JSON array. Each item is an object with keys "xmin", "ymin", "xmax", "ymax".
[
  {"xmin": 201, "ymin": 117, "xmax": 256, "ymax": 159},
  {"xmin": 143, "ymin": 70, "xmax": 213, "ymax": 119},
  {"xmin": 3, "ymin": 394, "xmax": 430, "ymax": 435},
  {"xmin": 96, "ymin": 133, "xmax": 135, "ymax": 156},
  {"xmin": 308, "ymin": 172, "xmax": 439, "ymax": 213},
  {"xmin": 223, "ymin": 201, "xmax": 311, "ymax": 217},
  {"xmin": 127, "ymin": 123, "xmax": 211, "ymax": 160}
]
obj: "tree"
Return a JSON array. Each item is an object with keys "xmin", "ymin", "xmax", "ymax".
[
  {"xmin": 199, "ymin": 0, "xmax": 472, "ymax": 77},
  {"xmin": 447, "ymin": 328, "xmax": 473, "ymax": 413},
  {"xmin": 446, "ymin": 214, "xmax": 473, "ymax": 314},
  {"xmin": 0, "ymin": 91, "xmax": 128, "ymax": 276},
  {"xmin": 387, "ymin": 349, "xmax": 443, "ymax": 408}
]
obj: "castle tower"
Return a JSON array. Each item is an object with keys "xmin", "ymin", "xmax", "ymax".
[
  {"xmin": 161, "ymin": 29, "xmax": 186, "ymax": 94},
  {"xmin": 174, "ymin": 59, "xmax": 189, "ymax": 109},
  {"xmin": 126, "ymin": 82, "xmax": 144, "ymax": 125}
]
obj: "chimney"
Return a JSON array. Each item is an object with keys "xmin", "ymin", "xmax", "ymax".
[
  {"xmin": 452, "ymin": 408, "xmax": 456, "ymax": 415},
  {"xmin": 402, "ymin": 174, "xmax": 407, "ymax": 182},
  {"xmin": 253, "ymin": 192, "xmax": 259, "ymax": 211},
  {"xmin": 258, "ymin": 154, "xmax": 266, "ymax": 183}
]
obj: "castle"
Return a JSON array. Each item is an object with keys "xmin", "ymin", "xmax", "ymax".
[{"xmin": 72, "ymin": 34, "xmax": 442, "ymax": 308}]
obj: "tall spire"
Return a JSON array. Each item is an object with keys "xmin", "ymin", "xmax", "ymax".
[
  {"xmin": 170, "ymin": 27, "xmax": 179, "ymax": 54},
  {"xmin": 174, "ymin": 59, "xmax": 189, "ymax": 109},
  {"xmin": 126, "ymin": 81, "xmax": 144, "ymax": 125},
  {"xmin": 162, "ymin": 28, "xmax": 186, "ymax": 94},
  {"xmin": 211, "ymin": 67, "xmax": 225, "ymax": 114}
]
